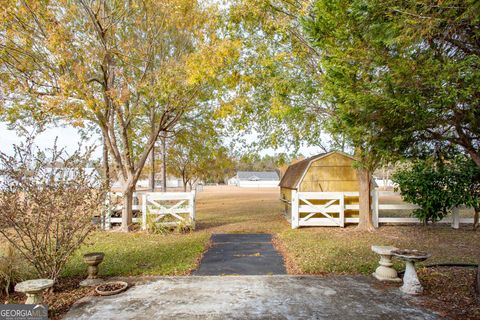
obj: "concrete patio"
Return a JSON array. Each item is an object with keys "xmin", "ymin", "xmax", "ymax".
[{"xmin": 65, "ymin": 275, "xmax": 438, "ymax": 319}]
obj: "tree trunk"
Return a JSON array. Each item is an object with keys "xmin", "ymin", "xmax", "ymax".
[
  {"xmin": 121, "ymin": 187, "xmax": 134, "ymax": 232},
  {"xmin": 149, "ymin": 146, "xmax": 155, "ymax": 192},
  {"xmin": 102, "ymin": 138, "xmax": 110, "ymax": 230},
  {"xmin": 102, "ymin": 137, "xmax": 110, "ymax": 190},
  {"xmin": 161, "ymin": 134, "xmax": 167, "ymax": 192},
  {"xmin": 149, "ymin": 108, "xmax": 156, "ymax": 192},
  {"xmin": 357, "ymin": 167, "xmax": 375, "ymax": 231},
  {"xmin": 474, "ymin": 207, "xmax": 479, "ymax": 231}
]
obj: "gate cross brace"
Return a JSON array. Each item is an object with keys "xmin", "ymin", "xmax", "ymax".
[{"xmin": 300, "ymin": 198, "xmax": 340, "ymax": 226}]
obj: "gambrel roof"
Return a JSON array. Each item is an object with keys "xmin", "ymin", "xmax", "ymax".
[{"xmin": 279, "ymin": 151, "xmax": 356, "ymax": 189}]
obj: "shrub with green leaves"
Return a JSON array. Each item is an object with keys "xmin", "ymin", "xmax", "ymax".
[{"xmin": 393, "ymin": 156, "xmax": 479, "ymax": 224}]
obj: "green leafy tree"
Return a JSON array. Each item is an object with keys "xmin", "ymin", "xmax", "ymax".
[
  {"xmin": 224, "ymin": 1, "xmax": 378, "ymax": 229},
  {"xmin": 300, "ymin": 0, "xmax": 480, "ymax": 229},
  {"xmin": 167, "ymin": 122, "xmax": 234, "ymax": 191},
  {"xmin": 234, "ymin": 153, "xmax": 289, "ymax": 174},
  {"xmin": 221, "ymin": 0, "xmax": 328, "ymax": 152},
  {"xmin": 393, "ymin": 160, "xmax": 458, "ymax": 223}
]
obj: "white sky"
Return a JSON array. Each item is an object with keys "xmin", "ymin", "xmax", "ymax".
[
  {"xmin": 0, "ymin": 122, "xmax": 102, "ymax": 157},
  {"xmin": 0, "ymin": 122, "xmax": 322, "ymax": 158}
]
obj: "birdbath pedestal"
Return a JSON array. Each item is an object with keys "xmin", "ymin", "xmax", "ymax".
[
  {"xmin": 392, "ymin": 249, "xmax": 430, "ymax": 295},
  {"xmin": 371, "ymin": 245, "xmax": 401, "ymax": 282},
  {"xmin": 80, "ymin": 252, "xmax": 105, "ymax": 287},
  {"xmin": 15, "ymin": 279, "xmax": 54, "ymax": 304}
]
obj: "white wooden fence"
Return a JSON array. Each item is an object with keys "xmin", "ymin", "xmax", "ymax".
[
  {"xmin": 288, "ymin": 190, "xmax": 474, "ymax": 229},
  {"xmin": 102, "ymin": 191, "xmax": 196, "ymax": 230}
]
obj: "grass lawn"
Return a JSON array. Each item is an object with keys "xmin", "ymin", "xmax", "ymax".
[{"xmin": 62, "ymin": 232, "xmax": 210, "ymax": 278}]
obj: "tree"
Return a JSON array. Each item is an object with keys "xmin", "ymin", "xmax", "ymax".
[
  {"xmin": 298, "ymin": 0, "xmax": 480, "ymax": 229},
  {"xmin": 0, "ymin": 138, "xmax": 104, "ymax": 284},
  {"xmin": 1, "ymin": 0, "xmax": 238, "ymax": 231},
  {"xmin": 234, "ymin": 153, "xmax": 289, "ymax": 175},
  {"xmin": 221, "ymin": 0, "xmax": 328, "ymax": 153},
  {"xmin": 168, "ymin": 122, "xmax": 234, "ymax": 191}
]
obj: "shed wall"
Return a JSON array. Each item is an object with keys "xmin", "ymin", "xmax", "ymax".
[
  {"xmin": 299, "ymin": 153, "xmax": 359, "ymax": 192},
  {"xmin": 280, "ymin": 187, "xmax": 293, "ymax": 216}
]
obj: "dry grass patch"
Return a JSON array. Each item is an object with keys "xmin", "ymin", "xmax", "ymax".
[
  {"xmin": 418, "ymin": 267, "xmax": 480, "ymax": 320},
  {"xmin": 278, "ymin": 225, "xmax": 480, "ymax": 275},
  {"xmin": 195, "ymin": 186, "xmax": 289, "ymax": 233}
]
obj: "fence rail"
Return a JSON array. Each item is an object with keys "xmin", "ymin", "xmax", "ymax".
[{"xmin": 290, "ymin": 190, "xmax": 472, "ymax": 229}]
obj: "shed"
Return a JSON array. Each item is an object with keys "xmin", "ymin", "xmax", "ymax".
[{"xmin": 279, "ymin": 151, "xmax": 360, "ymax": 228}]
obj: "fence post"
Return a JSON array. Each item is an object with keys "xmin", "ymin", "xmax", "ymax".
[
  {"xmin": 190, "ymin": 190, "xmax": 196, "ymax": 229},
  {"xmin": 142, "ymin": 193, "xmax": 147, "ymax": 231},
  {"xmin": 451, "ymin": 207, "xmax": 460, "ymax": 229},
  {"xmin": 339, "ymin": 192, "xmax": 345, "ymax": 227},
  {"xmin": 372, "ymin": 190, "xmax": 379, "ymax": 228},
  {"xmin": 292, "ymin": 190, "xmax": 299, "ymax": 229}
]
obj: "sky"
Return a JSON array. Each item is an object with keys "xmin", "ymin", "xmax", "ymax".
[
  {"xmin": 0, "ymin": 122, "xmax": 323, "ymax": 159},
  {"xmin": 0, "ymin": 123, "xmax": 102, "ymax": 157}
]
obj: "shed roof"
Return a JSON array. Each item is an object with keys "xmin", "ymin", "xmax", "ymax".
[
  {"xmin": 279, "ymin": 151, "xmax": 356, "ymax": 189},
  {"xmin": 237, "ymin": 171, "xmax": 279, "ymax": 181}
]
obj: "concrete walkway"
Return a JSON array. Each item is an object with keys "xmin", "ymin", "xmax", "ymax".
[
  {"xmin": 65, "ymin": 275, "xmax": 438, "ymax": 319},
  {"xmin": 193, "ymin": 234, "xmax": 286, "ymax": 275}
]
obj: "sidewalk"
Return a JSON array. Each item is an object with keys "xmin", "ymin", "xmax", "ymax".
[{"xmin": 65, "ymin": 275, "xmax": 438, "ymax": 319}]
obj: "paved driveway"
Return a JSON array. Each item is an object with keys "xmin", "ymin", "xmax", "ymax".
[
  {"xmin": 65, "ymin": 275, "xmax": 438, "ymax": 319},
  {"xmin": 193, "ymin": 234, "xmax": 286, "ymax": 275}
]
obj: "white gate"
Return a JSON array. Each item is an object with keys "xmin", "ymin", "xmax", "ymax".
[
  {"xmin": 141, "ymin": 191, "xmax": 196, "ymax": 230},
  {"xmin": 291, "ymin": 192, "xmax": 346, "ymax": 228}
]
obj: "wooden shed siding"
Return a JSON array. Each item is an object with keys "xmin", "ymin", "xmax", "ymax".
[
  {"xmin": 280, "ymin": 187, "xmax": 293, "ymax": 216},
  {"xmin": 309, "ymin": 153, "xmax": 353, "ymax": 166},
  {"xmin": 281, "ymin": 187, "xmax": 292, "ymax": 201},
  {"xmin": 298, "ymin": 153, "xmax": 359, "ymax": 193}
]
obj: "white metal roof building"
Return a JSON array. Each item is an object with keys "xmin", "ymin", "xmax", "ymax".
[{"xmin": 228, "ymin": 171, "xmax": 280, "ymax": 188}]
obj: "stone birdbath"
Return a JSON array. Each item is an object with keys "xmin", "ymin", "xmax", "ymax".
[
  {"xmin": 392, "ymin": 249, "xmax": 430, "ymax": 295},
  {"xmin": 80, "ymin": 252, "xmax": 105, "ymax": 287},
  {"xmin": 371, "ymin": 245, "xmax": 401, "ymax": 282},
  {"xmin": 15, "ymin": 279, "xmax": 54, "ymax": 304}
]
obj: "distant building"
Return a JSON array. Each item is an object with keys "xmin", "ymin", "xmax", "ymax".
[
  {"xmin": 111, "ymin": 175, "xmax": 182, "ymax": 190},
  {"xmin": 228, "ymin": 171, "xmax": 280, "ymax": 188}
]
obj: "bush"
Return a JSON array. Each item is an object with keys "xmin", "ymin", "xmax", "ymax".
[
  {"xmin": 393, "ymin": 156, "xmax": 480, "ymax": 224},
  {"xmin": 0, "ymin": 139, "xmax": 105, "ymax": 284},
  {"xmin": 145, "ymin": 209, "xmax": 192, "ymax": 234}
]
